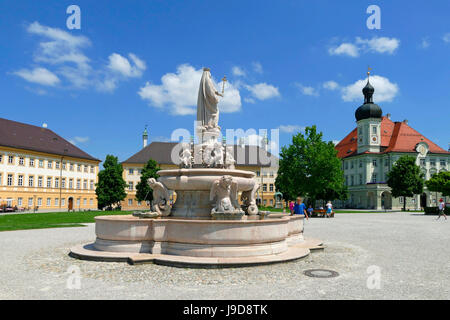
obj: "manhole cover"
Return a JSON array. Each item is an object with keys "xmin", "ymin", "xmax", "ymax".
[{"xmin": 303, "ymin": 269, "xmax": 339, "ymax": 278}]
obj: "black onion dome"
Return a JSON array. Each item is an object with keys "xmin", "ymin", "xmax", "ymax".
[{"xmin": 355, "ymin": 80, "xmax": 382, "ymax": 121}]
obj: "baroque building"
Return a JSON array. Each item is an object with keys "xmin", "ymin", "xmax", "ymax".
[
  {"xmin": 334, "ymin": 78, "xmax": 450, "ymax": 210},
  {"xmin": 0, "ymin": 118, "xmax": 100, "ymax": 212},
  {"xmin": 120, "ymin": 130, "xmax": 280, "ymax": 210}
]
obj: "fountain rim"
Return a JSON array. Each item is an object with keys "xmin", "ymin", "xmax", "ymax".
[{"xmin": 157, "ymin": 168, "xmax": 256, "ymax": 178}]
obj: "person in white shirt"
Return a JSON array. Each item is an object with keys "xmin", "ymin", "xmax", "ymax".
[
  {"xmin": 437, "ymin": 199, "xmax": 447, "ymax": 220},
  {"xmin": 326, "ymin": 201, "xmax": 333, "ymax": 218}
]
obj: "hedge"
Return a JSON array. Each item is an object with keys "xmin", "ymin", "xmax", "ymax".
[{"xmin": 424, "ymin": 206, "xmax": 450, "ymax": 215}]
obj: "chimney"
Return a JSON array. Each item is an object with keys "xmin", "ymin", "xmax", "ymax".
[
  {"xmin": 142, "ymin": 126, "xmax": 148, "ymax": 148},
  {"xmin": 386, "ymin": 113, "xmax": 391, "ymax": 120},
  {"xmin": 403, "ymin": 119, "xmax": 409, "ymax": 125}
]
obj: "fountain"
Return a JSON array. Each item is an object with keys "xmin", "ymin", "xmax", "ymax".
[{"xmin": 70, "ymin": 68, "xmax": 323, "ymax": 267}]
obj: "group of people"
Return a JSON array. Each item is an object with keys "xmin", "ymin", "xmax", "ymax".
[{"xmin": 287, "ymin": 197, "xmax": 334, "ymax": 219}]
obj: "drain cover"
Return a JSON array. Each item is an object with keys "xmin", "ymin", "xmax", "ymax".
[{"xmin": 303, "ymin": 269, "xmax": 339, "ymax": 278}]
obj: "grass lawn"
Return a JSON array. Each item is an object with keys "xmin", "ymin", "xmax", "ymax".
[{"xmin": 0, "ymin": 211, "xmax": 132, "ymax": 232}]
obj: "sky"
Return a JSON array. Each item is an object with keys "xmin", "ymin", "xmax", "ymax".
[{"xmin": 1, "ymin": 0, "xmax": 449, "ymax": 162}]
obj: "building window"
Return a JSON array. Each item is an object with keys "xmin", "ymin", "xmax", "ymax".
[
  {"xmin": 129, "ymin": 169, "xmax": 134, "ymax": 175},
  {"xmin": 62, "ymin": 162, "xmax": 66, "ymax": 170},
  {"xmin": 38, "ymin": 176, "xmax": 43, "ymax": 187},
  {"xmin": 55, "ymin": 161, "xmax": 60, "ymax": 169},
  {"xmin": 372, "ymin": 126, "xmax": 377, "ymax": 134},
  {"xmin": 18, "ymin": 198, "xmax": 23, "ymax": 207},
  {"xmin": 29, "ymin": 158, "xmax": 35, "ymax": 167},
  {"xmin": 37, "ymin": 198, "xmax": 42, "ymax": 207},
  {"xmin": 0, "ymin": 173, "xmax": 2, "ymax": 185},
  {"xmin": 90, "ymin": 199, "xmax": 93, "ymax": 206},
  {"xmin": 39, "ymin": 159, "xmax": 44, "ymax": 168},
  {"xmin": 359, "ymin": 160, "xmax": 362, "ymax": 168},
  {"xmin": 90, "ymin": 181, "xmax": 94, "ymax": 190},
  {"xmin": 69, "ymin": 179, "xmax": 73, "ymax": 189},
  {"xmin": 47, "ymin": 198, "xmax": 51, "ymax": 206},
  {"xmin": 55, "ymin": 198, "xmax": 59, "ymax": 206},
  {"xmin": 19, "ymin": 157, "xmax": 25, "ymax": 165},
  {"xmin": 83, "ymin": 180, "xmax": 87, "ymax": 189},
  {"xmin": 270, "ymin": 199, "xmax": 274, "ymax": 206},
  {"xmin": 269, "ymin": 184, "xmax": 274, "ymax": 192},
  {"xmin": 430, "ymin": 159, "xmax": 436, "ymax": 167},
  {"xmin": 256, "ymin": 171, "xmax": 260, "ymax": 177},
  {"xmin": 77, "ymin": 164, "xmax": 82, "ymax": 172},
  {"xmin": 263, "ymin": 199, "xmax": 267, "ymax": 206},
  {"xmin": 48, "ymin": 161, "xmax": 53, "ymax": 169},
  {"xmin": 7, "ymin": 174, "xmax": 13, "ymax": 186},
  {"xmin": 359, "ymin": 174, "xmax": 363, "ymax": 185},
  {"xmin": 55, "ymin": 178, "xmax": 59, "ymax": 188},
  {"xmin": 128, "ymin": 182, "xmax": 134, "ymax": 191},
  {"xmin": 263, "ymin": 184, "xmax": 267, "ymax": 192},
  {"xmin": 440, "ymin": 159, "xmax": 446, "ymax": 167},
  {"xmin": 61, "ymin": 178, "xmax": 66, "ymax": 188},
  {"xmin": 77, "ymin": 179, "xmax": 81, "ymax": 189},
  {"xmin": 0, "ymin": 155, "xmax": 2, "ymax": 163},
  {"xmin": 8, "ymin": 155, "xmax": 14, "ymax": 164},
  {"xmin": 90, "ymin": 166, "xmax": 94, "ymax": 173},
  {"xmin": 372, "ymin": 174, "xmax": 377, "ymax": 183},
  {"xmin": 28, "ymin": 198, "xmax": 33, "ymax": 207},
  {"xmin": 345, "ymin": 162, "xmax": 348, "ymax": 170},
  {"xmin": 385, "ymin": 159, "xmax": 389, "ymax": 166},
  {"xmin": 84, "ymin": 165, "xmax": 88, "ymax": 173},
  {"xmin": 372, "ymin": 160, "xmax": 377, "ymax": 167},
  {"xmin": 351, "ymin": 161, "xmax": 354, "ymax": 169},
  {"xmin": 70, "ymin": 163, "xmax": 74, "ymax": 171},
  {"xmin": 28, "ymin": 176, "xmax": 34, "ymax": 187},
  {"xmin": 83, "ymin": 198, "xmax": 87, "ymax": 205},
  {"xmin": 18, "ymin": 175, "xmax": 23, "ymax": 186},
  {"xmin": 47, "ymin": 177, "xmax": 52, "ymax": 188},
  {"xmin": 128, "ymin": 199, "xmax": 133, "ymax": 206},
  {"xmin": 76, "ymin": 198, "xmax": 80, "ymax": 206},
  {"xmin": 351, "ymin": 176, "xmax": 354, "ymax": 186},
  {"xmin": 61, "ymin": 198, "xmax": 65, "ymax": 207},
  {"xmin": 345, "ymin": 176, "xmax": 348, "ymax": 186}
]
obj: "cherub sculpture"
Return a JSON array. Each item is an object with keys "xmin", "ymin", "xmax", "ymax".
[
  {"xmin": 180, "ymin": 143, "xmax": 193, "ymax": 168},
  {"xmin": 210, "ymin": 175, "xmax": 243, "ymax": 217},
  {"xmin": 224, "ymin": 146, "xmax": 236, "ymax": 170},
  {"xmin": 212, "ymin": 142, "xmax": 224, "ymax": 166},
  {"xmin": 203, "ymin": 144, "xmax": 215, "ymax": 167}
]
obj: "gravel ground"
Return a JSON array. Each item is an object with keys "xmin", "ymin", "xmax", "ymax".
[{"xmin": 0, "ymin": 212, "xmax": 448, "ymax": 300}]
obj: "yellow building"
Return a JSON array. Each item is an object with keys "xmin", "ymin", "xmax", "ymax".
[
  {"xmin": 0, "ymin": 118, "xmax": 100, "ymax": 212},
  {"xmin": 120, "ymin": 132, "xmax": 280, "ymax": 211}
]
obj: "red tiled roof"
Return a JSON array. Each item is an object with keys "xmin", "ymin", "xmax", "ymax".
[{"xmin": 335, "ymin": 116, "xmax": 450, "ymax": 159}]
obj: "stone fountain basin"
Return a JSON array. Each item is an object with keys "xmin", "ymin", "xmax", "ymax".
[
  {"xmin": 91, "ymin": 215, "xmax": 305, "ymax": 258},
  {"xmin": 157, "ymin": 168, "xmax": 256, "ymax": 191}
]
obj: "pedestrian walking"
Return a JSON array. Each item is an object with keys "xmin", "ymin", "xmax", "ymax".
[{"xmin": 437, "ymin": 198, "xmax": 447, "ymax": 220}]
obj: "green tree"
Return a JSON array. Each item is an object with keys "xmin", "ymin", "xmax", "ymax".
[
  {"xmin": 387, "ymin": 155, "xmax": 424, "ymax": 211},
  {"xmin": 426, "ymin": 171, "xmax": 450, "ymax": 198},
  {"xmin": 275, "ymin": 126, "xmax": 347, "ymax": 205},
  {"xmin": 95, "ymin": 155, "xmax": 127, "ymax": 210},
  {"xmin": 135, "ymin": 159, "xmax": 160, "ymax": 205}
]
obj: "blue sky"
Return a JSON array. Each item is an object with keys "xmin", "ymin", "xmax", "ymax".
[{"xmin": 1, "ymin": 0, "xmax": 449, "ymax": 162}]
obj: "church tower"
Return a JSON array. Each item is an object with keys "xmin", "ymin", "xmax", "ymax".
[
  {"xmin": 142, "ymin": 126, "xmax": 148, "ymax": 148},
  {"xmin": 355, "ymin": 71, "xmax": 382, "ymax": 154}
]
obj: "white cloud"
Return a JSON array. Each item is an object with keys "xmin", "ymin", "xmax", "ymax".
[
  {"xmin": 329, "ymin": 37, "xmax": 400, "ymax": 57},
  {"xmin": 232, "ymin": 66, "xmax": 246, "ymax": 77},
  {"xmin": 245, "ymin": 83, "xmax": 280, "ymax": 100},
  {"xmin": 13, "ymin": 67, "xmax": 60, "ymax": 86},
  {"xmin": 138, "ymin": 64, "xmax": 241, "ymax": 115},
  {"xmin": 15, "ymin": 22, "xmax": 146, "ymax": 92},
  {"xmin": 328, "ymin": 43, "xmax": 359, "ymax": 57},
  {"xmin": 252, "ymin": 62, "xmax": 263, "ymax": 74},
  {"xmin": 341, "ymin": 75, "xmax": 399, "ymax": 103},
  {"xmin": 244, "ymin": 97, "xmax": 255, "ymax": 104},
  {"xmin": 323, "ymin": 80, "xmax": 339, "ymax": 90},
  {"xmin": 443, "ymin": 33, "xmax": 450, "ymax": 43},
  {"xmin": 278, "ymin": 125, "xmax": 305, "ymax": 133},
  {"xmin": 107, "ymin": 53, "xmax": 146, "ymax": 78},
  {"xmin": 356, "ymin": 37, "xmax": 400, "ymax": 54},
  {"xmin": 294, "ymin": 83, "xmax": 319, "ymax": 96},
  {"xmin": 69, "ymin": 136, "xmax": 89, "ymax": 145}
]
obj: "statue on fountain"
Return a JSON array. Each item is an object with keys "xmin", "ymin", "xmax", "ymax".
[
  {"xmin": 133, "ymin": 178, "xmax": 171, "ymax": 218},
  {"xmin": 197, "ymin": 67, "xmax": 223, "ymax": 133},
  {"xmin": 210, "ymin": 175, "xmax": 244, "ymax": 219}
]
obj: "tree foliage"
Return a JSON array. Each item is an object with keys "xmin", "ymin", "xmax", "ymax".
[
  {"xmin": 135, "ymin": 159, "xmax": 160, "ymax": 203},
  {"xmin": 275, "ymin": 126, "xmax": 347, "ymax": 205},
  {"xmin": 426, "ymin": 171, "xmax": 450, "ymax": 197},
  {"xmin": 387, "ymin": 155, "xmax": 424, "ymax": 211},
  {"xmin": 95, "ymin": 155, "xmax": 127, "ymax": 210}
]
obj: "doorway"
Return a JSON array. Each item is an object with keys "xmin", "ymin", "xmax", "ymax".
[{"xmin": 68, "ymin": 197, "xmax": 74, "ymax": 211}]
